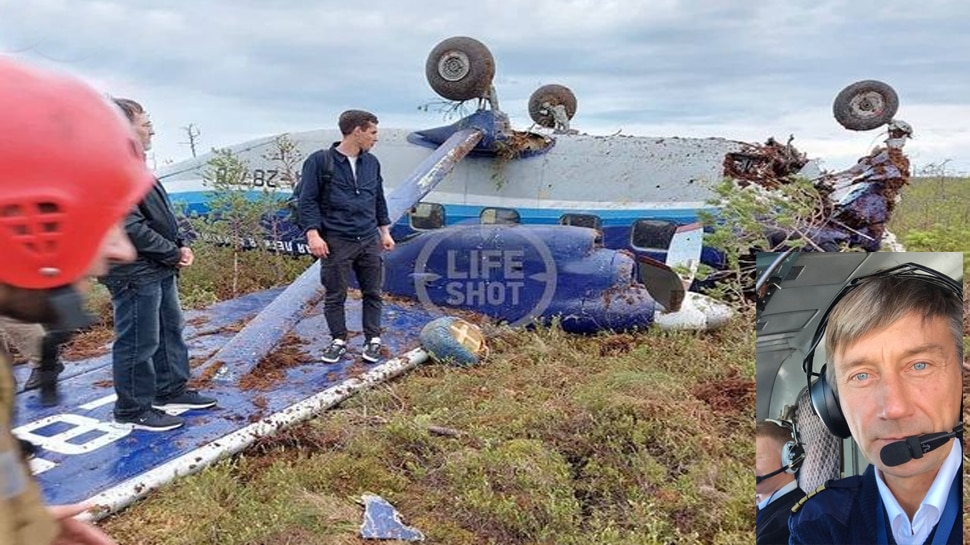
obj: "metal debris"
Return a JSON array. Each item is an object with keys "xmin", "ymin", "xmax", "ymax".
[
  {"xmin": 721, "ymin": 132, "xmax": 912, "ymax": 252},
  {"xmin": 359, "ymin": 494, "xmax": 425, "ymax": 541},
  {"xmin": 723, "ymin": 136, "xmax": 809, "ymax": 188},
  {"xmin": 812, "ymin": 144, "xmax": 911, "ymax": 249}
]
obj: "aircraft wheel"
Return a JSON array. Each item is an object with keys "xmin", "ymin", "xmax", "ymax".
[
  {"xmin": 419, "ymin": 316, "xmax": 486, "ymax": 367},
  {"xmin": 833, "ymin": 80, "xmax": 899, "ymax": 131},
  {"xmin": 528, "ymin": 84, "xmax": 578, "ymax": 128},
  {"xmin": 425, "ymin": 36, "xmax": 495, "ymax": 101}
]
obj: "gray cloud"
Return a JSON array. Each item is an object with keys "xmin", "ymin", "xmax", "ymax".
[{"xmin": 2, "ymin": 0, "xmax": 968, "ymax": 172}]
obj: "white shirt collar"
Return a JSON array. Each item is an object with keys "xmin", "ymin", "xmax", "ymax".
[
  {"xmin": 874, "ymin": 438, "xmax": 961, "ymax": 545},
  {"xmin": 757, "ymin": 479, "xmax": 799, "ymax": 510}
]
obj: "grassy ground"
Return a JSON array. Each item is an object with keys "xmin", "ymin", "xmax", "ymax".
[
  {"xmin": 889, "ymin": 173, "xmax": 970, "ymax": 544},
  {"xmin": 887, "ymin": 173, "xmax": 970, "ymax": 269},
  {"xmin": 95, "ymin": 242, "xmax": 756, "ymax": 543}
]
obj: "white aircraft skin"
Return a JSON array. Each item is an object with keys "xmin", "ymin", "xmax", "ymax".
[{"xmin": 157, "ymin": 126, "xmax": 752, "ymax": 227}]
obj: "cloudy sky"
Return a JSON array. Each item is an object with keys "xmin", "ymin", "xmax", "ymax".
[{"xmin": 3, "ymin": 0, "xmax": 968, "ymax": 174}]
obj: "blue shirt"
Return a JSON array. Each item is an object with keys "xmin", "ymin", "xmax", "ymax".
[
  {"xmin": 759, "ymin": 479, "xmax": 799, "ymax": 510},
  {"xmin": 789, "ymin": 461, "xmax": 962, "ymax": 544}
]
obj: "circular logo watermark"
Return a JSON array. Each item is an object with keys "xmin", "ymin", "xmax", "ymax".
[{"xmin": 412, "ymin": 224, "xmax": 558, "ymax": 327}]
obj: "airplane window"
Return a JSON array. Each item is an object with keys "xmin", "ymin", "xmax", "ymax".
[
  {"xmin": 630, "ymin": 219, "xmax": 677, "ymax": 251},
  {"xmin": 409, "ymin": 202, "xmax": 445, "ymax": 230},
  {"xmin": 559, "ymin": 213, "xmax": 601, "ymax": 229},
  {"xmin": 480, "ymin": 207, "xmax": 520, "ymax": 225}
]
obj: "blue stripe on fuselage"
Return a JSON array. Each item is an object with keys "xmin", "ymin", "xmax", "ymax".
[{"xmin": 166, "ymin": 190, "xmax": 710, "ymax": 227}]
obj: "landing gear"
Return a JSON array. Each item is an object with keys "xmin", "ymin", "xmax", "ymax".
[
  {"xmin": 833, "ymin": 80, "xmax": 899, "ymax": 131},
  {"xmin": 528, "ymin": 84, "xmax": 578, "ymax": 133},
  {"xmin": 425, "ymin": 36, "xmax": 496, "ymax": 103}
]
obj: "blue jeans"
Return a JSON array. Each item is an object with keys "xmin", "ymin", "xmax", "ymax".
[{"xmin": 104, "ymin": 274, "xmax": 190, "ymax": 419}]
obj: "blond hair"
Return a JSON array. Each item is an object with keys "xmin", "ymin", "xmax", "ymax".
[{"xmin": 824, "ymin": 273, "xmax": 962, "ymax": 394}]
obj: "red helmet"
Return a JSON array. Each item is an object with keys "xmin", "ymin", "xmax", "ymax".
[{"xmin": 0, "ymin": 59, "xmax": 154, "ymax": 290}]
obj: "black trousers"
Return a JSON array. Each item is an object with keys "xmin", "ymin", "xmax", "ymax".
[{"xmin": 319, "ymin": 234, "xmax": 383, "ymax": 341}]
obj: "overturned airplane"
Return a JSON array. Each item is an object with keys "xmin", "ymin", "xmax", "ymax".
[
  {"xmin": 15, "ymin": 36, "xmax": 914, "ymax": 521},
  {"xmin": 158, "ymin": 38, "xmax": 912, "ymax": 332}
]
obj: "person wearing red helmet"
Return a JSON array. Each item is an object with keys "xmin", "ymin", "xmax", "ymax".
[
  {"xmin": 0, "ymin": 318, "xmax": 55, "ymax": 390},
  {"xmin": 99, "ymin": 98, "xmax": 217, "ymax": 431},
  {"xmin": 0, "ymin": 58, "xmax": 155, "ymax": 545}
]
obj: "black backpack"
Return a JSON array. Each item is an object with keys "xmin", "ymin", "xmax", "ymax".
[{"xmin": 287, "ymin": 147, "xmax": 335, "ymax": 232}]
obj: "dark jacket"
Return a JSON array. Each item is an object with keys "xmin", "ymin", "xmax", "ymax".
[
  {"xmin": 102, "ymin": 179, "xmax": 184, "ymax": 282},
  {"xmin": 789, "ymin": 464, "xmax": 961, "ymax": 544},
  {"xmin": 757, "ymin": 485, "xmax": 805, "ymax": 545},
  {"xmin": 298, "ymin": 145, "xmax": 390, "ymax": 240}
]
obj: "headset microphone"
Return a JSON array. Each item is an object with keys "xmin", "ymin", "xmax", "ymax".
[
  {"xmin": 757, "ymin": 419, "xmax": 805, "ymax": 484},
  {"xmin": 879, "ymin": 423, "xmax": 963, "ymax": 467},
  {"xmin": 756, "ymin": 466, "xmax": 789, "ymax": 484}
]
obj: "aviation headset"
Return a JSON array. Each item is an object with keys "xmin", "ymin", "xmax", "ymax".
[
  {"xmin": 802, "ymin": 262, "xmax": 962, "ymax": 438},
  {"xmin": 765, "ymin": 418, "xmax": 805, "ymax": 475}
]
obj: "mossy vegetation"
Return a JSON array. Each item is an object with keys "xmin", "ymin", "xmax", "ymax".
[
  {"xmin": 102, "ymin": 318, "xmax": 756, "ymax": 544},
  {"xmin": 886, "ymin": 169, "xmax": 970, "ymax": 270}
]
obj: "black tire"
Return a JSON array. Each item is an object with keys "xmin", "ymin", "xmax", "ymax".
[
  {"xmin": 528, "ymin": 84, "xmax": 578, "ymax": 128},
  {"xmin": 833, "ymin": 80, "xmax": 899, "ymax": 131},
  {"xmin": 425, "ymin": 36, "xmax": 495, "ymax": 101}
]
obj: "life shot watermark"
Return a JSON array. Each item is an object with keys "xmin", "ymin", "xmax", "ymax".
[{"xmin": 412, "ymin": 224, "xmax": 558, "ymax": 327}]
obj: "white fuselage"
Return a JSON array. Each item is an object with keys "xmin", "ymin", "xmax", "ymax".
[{"xmin": 157, "ymin": 127, "xmax": 751, "ymax": 227}]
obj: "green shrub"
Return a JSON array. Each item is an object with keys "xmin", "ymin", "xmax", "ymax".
[{"xmin": 174, "ymin": 137, "xmax": 312, "ymax": 304}]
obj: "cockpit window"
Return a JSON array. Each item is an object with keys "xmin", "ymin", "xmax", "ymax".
[
  {"xmin": 631, "ymin": 219, "xmax": 677, "ymax": 251},
  {"xmin": 480, "ymin": 207, "xmax": 520, "ymax": 225},
  {"xmin": 409, "ymin": 202, "xmax": 445, "ymax": 230},
  {"xmin": 559, "ymin": 213, "xmax": 601, "ymax": 230}
]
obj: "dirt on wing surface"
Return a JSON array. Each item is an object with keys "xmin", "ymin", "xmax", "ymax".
[
  {"xmin": 61, "ymin": 324, "xmax": 114, "ymax": 360},
  {"xmin": 721, "ymin": 134, "xmax": 912, "ymax": 252},
  {"xmin": 238, "ymin": 333, "xmax": 315, "ymax": 391}
]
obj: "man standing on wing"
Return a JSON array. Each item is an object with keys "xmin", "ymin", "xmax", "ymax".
[
  {"xmin": 298, "ymin": 110, "xmax": 395, "ymax": 364},
  {"xmin": 100, "ymin": 98, "xmax": 216, "ymax": 432}
]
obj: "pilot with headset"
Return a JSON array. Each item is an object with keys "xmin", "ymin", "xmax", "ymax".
[
  {"xmin": 756, "ymin": 419, "xmax": 806, "ymax": 544},
  {"xmin": 791, "ymin": 263, "xmax": 963, "ymax": 544}
]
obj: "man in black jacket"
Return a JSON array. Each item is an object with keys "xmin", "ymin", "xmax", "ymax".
[
  {"xmin": 100, "ymin": 98, "xmax": 216, "ymax": 432},
  {"xmin": 298, "ymin": 110, "xmax": 394, "ymax": 364},
  {"xmin": 756, "ymin": 420, "xmax": 805, "ymax": 544}
]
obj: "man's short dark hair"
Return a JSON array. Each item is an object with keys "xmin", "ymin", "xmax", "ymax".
[
  {"xmin": 112, "ymin": 97, "xmax": 145, "ymax": 122},
  {"xmin": 338, "ymin": 109, "xmax": 378, "ymax": 136}
]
